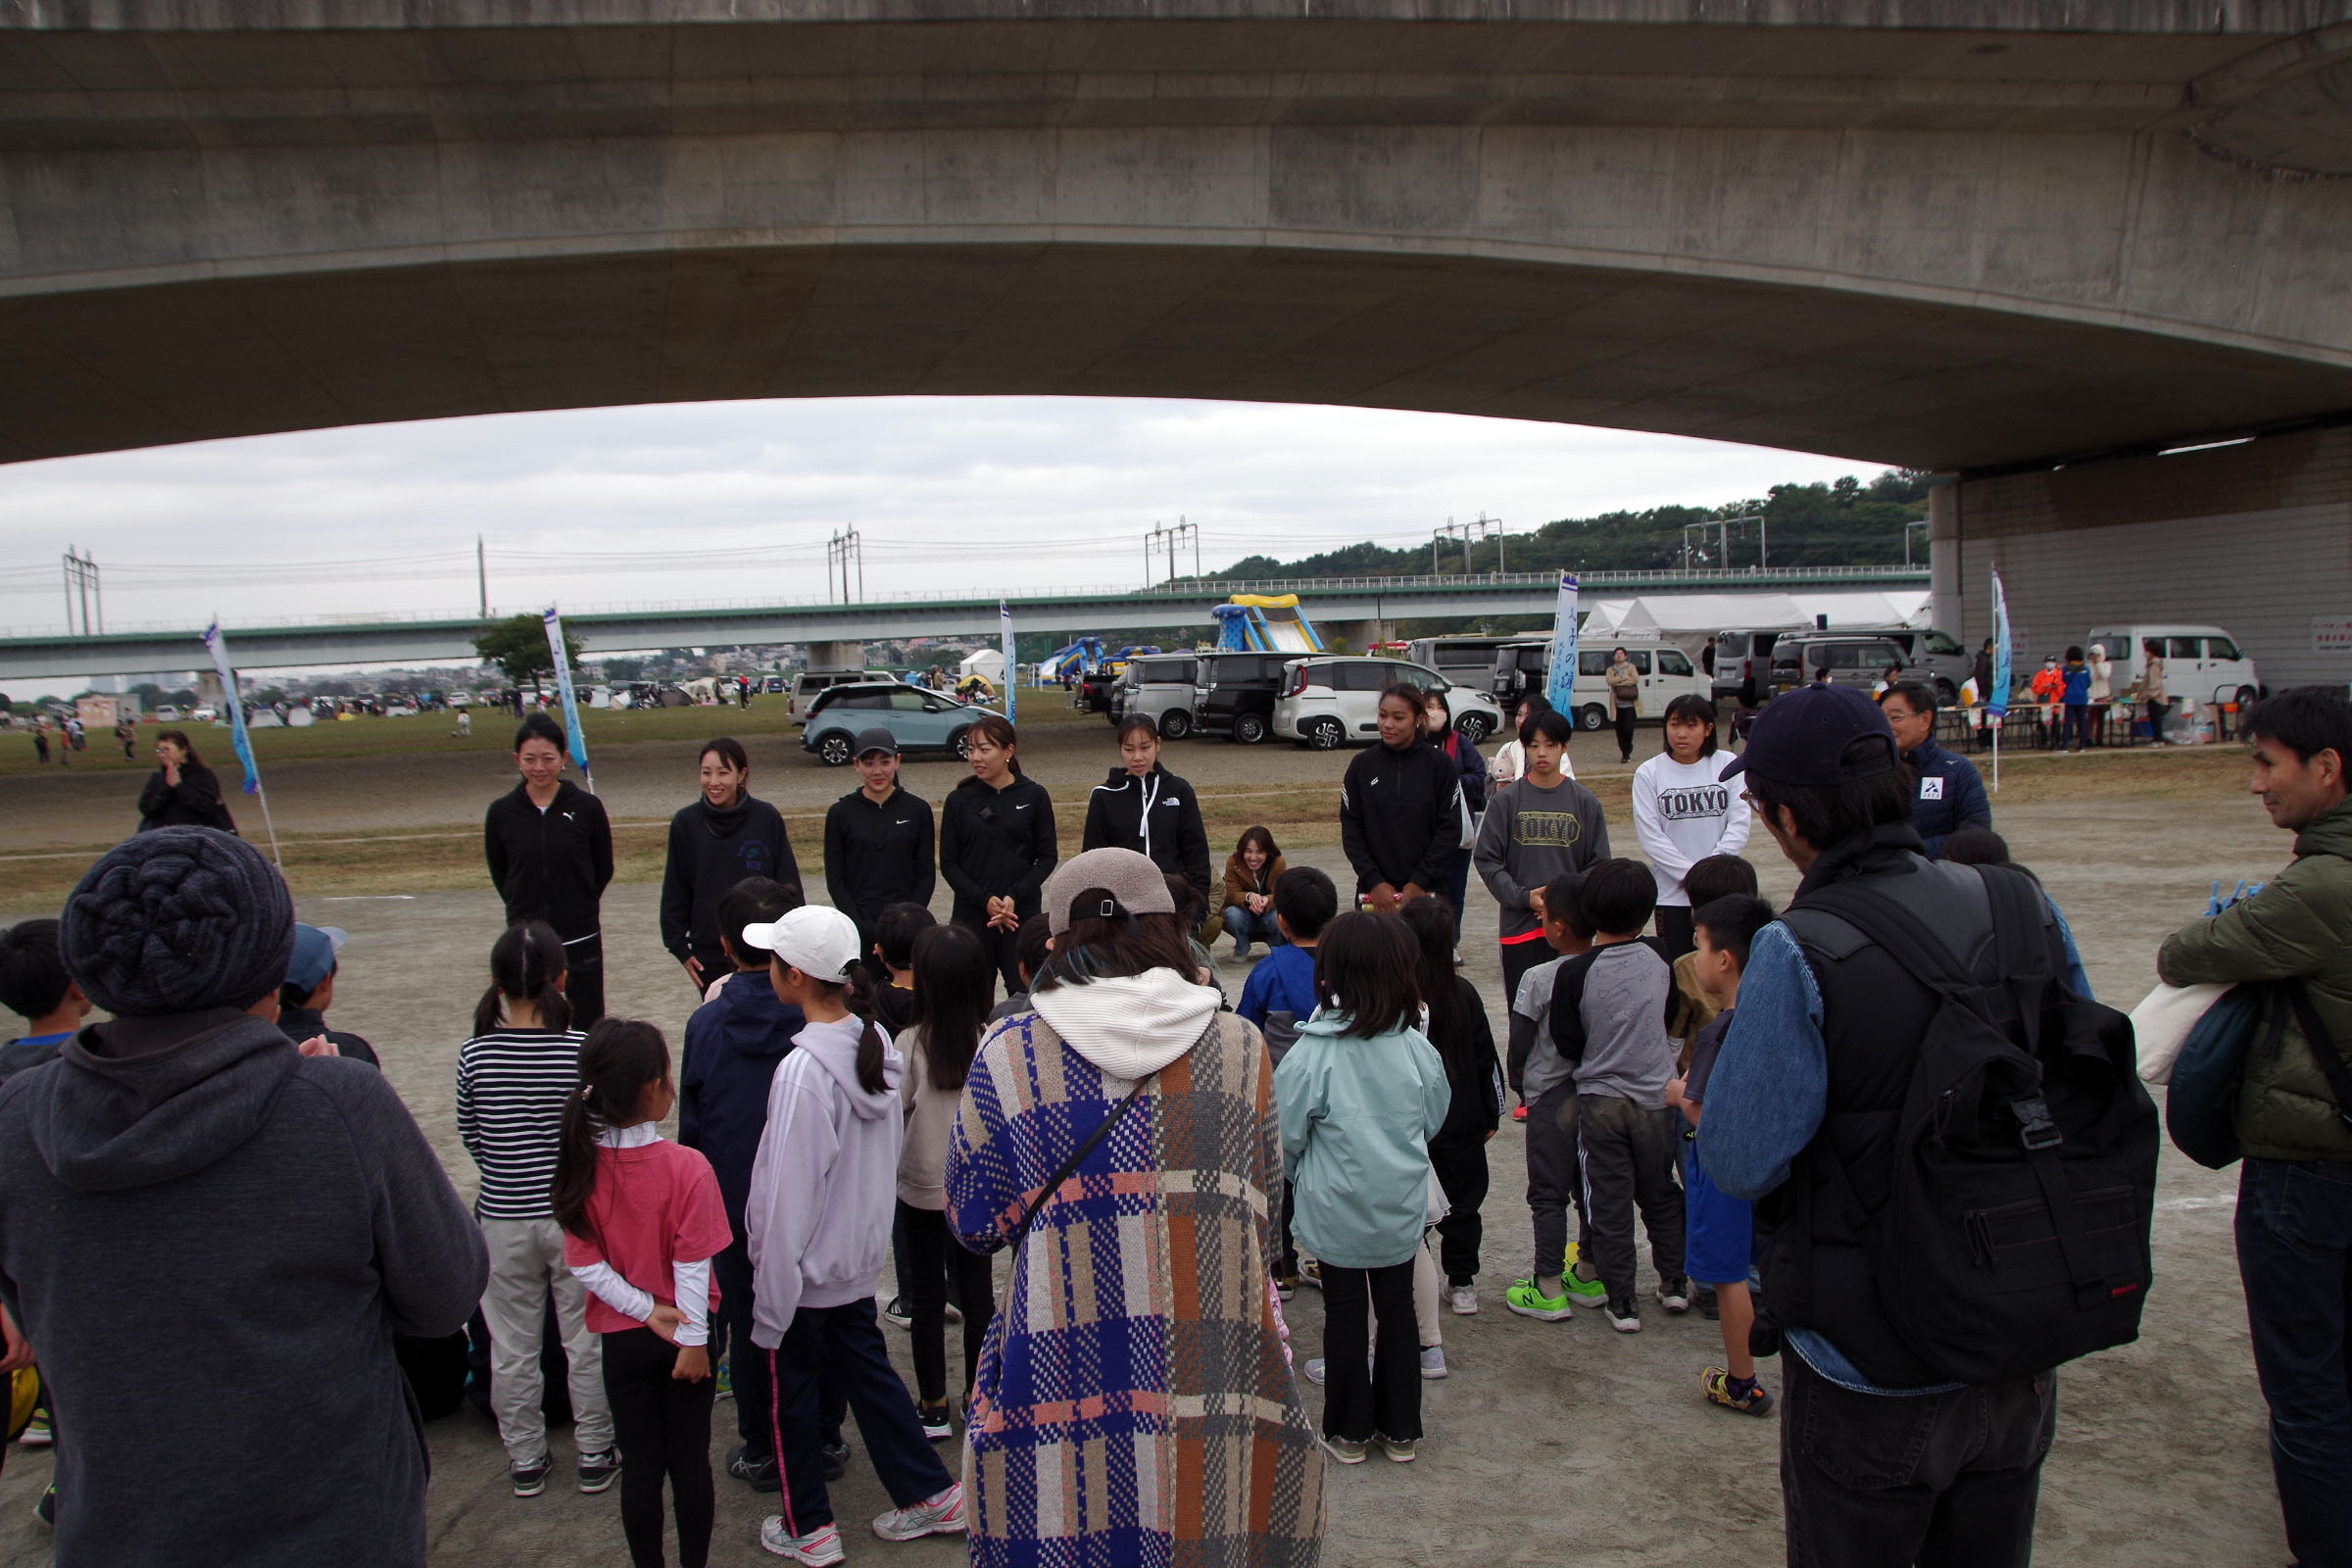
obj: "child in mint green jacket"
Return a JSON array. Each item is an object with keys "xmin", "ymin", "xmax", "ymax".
[{"xmin": 1274, "ymin": 910, "xmax": 1449, "ymax": 1465}]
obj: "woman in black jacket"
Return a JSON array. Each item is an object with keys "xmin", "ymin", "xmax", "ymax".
[
  {"xmin": 659, "ymin": 737, "xmax": 801, "ymax": 993},
  {"xmin": 483, "ymin": 713, "xmax": 615, "ymax": 1025},
  {"xmin": 136, "ymin": 730, "xmax": 235, "ymax": 834},
  {"xmin": 937, "ymin": 713, "xmax": 1056, "ymax": 994},
  {"xmin": 1338, "ymin": 684, "xmax": 1464, "ymax": 912},
  {"xmin": 1080, "ymin": 716, "xmax": 1211, "ymax": 904}
]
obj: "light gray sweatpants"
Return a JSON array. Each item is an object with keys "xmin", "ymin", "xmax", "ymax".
[{"xmin": 479, "ymin": 1216, "xmax": 615, "ymax": 1467}]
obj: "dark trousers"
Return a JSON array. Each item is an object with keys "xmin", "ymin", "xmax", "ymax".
[
  {"xmin": 2239, "ymin": 1156, "xmax": 2352, "ymax": 1564},
  {"xmin": 566, "ymin": 954, "xmax": 607, "ymax": 1031},
  {"xmin": 2061, "ymin": 705, "xmax": 2091, "ymax": 750},
  {"xmin": 899, "ymin": 1201, "xmax": 995, "ymax": 1406},
  {"xmin": 1441, "ymin": 847, "xmax": 1472, "ymax": 922},
  {"xmin": 1429, "ymin": 1136, "xmax": 1490, "ymax": 1287},
  {"xmin": 1500, "ymin": 936, "xmax": 1551, "ymax": 1013},
  {"xmin": 766, "ymin": 1300, "xmax": 954, "ymax": 1538},
  {"xmin": 2146, "ymin": 698, "xmax": 2170, "ymax": 741},
  {"xmin": 1655, "ymin": 905, "xmax": 1696, "ymax": 963},
  {"xmin": 1781, "ymin": 1349, "xmax": 2056, "ymax": 1568},
  {"xmin": 1614, "ymin": 703, "xmax": 1637, "ymax": 761},
  {"xmin": 1525, "ymin": 1080, "xmax": 1590, "ymax": 1281},
  {"xmin": 1319, "ymin": 1259, "xmax": 1421, "ymax": 1443},
  {"xmin": 1277, "ymin": 1183, "xmax": 1299, "ymax": 1278},
  {"xmin": 957, "ymin": 916, "xmax": 1023, "ymax": 997},
  {"xmin": 1576, "ymin": 1095, "xmax": 1686, "ymax": 1300},
  {"xmin": 710, "ymin": 1240, "xmax": 843, "ymax": 1459},
  {"xmin": 601, "ymin": 1327, "xmax": 716, "ymax": 1568}
]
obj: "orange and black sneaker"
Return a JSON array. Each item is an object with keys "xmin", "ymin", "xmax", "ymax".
[{"xmin": 1702, "ymin": 1365, "xmax": 1775, "ymax": 1416}]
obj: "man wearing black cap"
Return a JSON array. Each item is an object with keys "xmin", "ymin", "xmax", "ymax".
[
  {"xmin": 823, "ymin": 726, "xmax": 937, "ymax": 953},
  {"xmin": 0, "ymin": 827, "xmax": 488, "ymax": 1567},
  {"xmin": 1692, "ymin": 685, "xmax": 2091, "ymax": 1568}
]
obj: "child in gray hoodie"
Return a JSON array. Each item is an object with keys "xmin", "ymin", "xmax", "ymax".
[{"xmin": 741, "ymin": 906, "xmax": 964, "ymax": 1564}]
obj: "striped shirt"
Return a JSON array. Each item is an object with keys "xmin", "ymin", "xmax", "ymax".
[{"xmin": 455, "ymin": 1027, "xmax": 587, "ymax": 1221}]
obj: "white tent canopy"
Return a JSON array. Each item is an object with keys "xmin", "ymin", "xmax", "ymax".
[
  {"xmin": 958, "ymin": 648, "xmax": 1006, "ymax": 684},
  {"xmin": 1581, "ymin": 590, "xmax": 1932, "ymax": 655}
]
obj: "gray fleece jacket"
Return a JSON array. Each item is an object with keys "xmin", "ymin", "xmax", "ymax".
[{"xmin": 0, "ymin": 1010, "xmax": 487, "ymax": 1568}]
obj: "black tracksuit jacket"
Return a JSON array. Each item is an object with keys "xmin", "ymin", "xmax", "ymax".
[
  {"xmin": 483, "ymin": 779, "xmax": 613, "ymax": 941},
  {"xmin": 660, "ymin": 794, "xmax": 802, "ymax": 965},
  {"xmin": 1339, "ymin": 737, "xmax": 1464, "ymax": 896},
  {"xmin": 824, "ymin": 785, "xmax": 937, "ymax": 946},
  {"xmin": 1079, "ymin": 764, "xmax": 1211, "ymax": 900},
  {"xmin": 938, "ymin": 773, "xmax": 1057, "ymax": 925}
]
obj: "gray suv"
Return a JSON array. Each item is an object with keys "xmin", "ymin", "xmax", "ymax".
[{"xmin": 1111, "ymin": 654, "xmax": 1204, "ymax": 739}]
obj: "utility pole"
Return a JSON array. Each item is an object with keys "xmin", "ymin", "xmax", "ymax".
[
  {"xmin": 1469, "ymin": 513, "xmax": 1505, "ymax": 575},
  {"xmin": 1432, "ymin": 517, "xmax": 1472, "ymax": 574},
  {"xmin": 61, "ymin": 547, "xmax": 101, "ymax": 635},
  {"xmin": 1904, "ymin": 518, "xmax": 1930, "ymax": 567},
  {"xmin": 1145, "ymin": 520, "xmax": 1199, "ymax": 587},
  {"xmin": 826, "ymin": 528, "xmax": 864, "ymax": 604},
  {"xmin": 477, "ymin": 535, "xmax": 488, "ymax": 619}
]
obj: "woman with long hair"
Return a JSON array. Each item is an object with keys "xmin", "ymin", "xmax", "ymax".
[
  {"xmin": 1630, "ymin": 693, "xmax": 1748, "ymax": 960},
  {"xmin": 454, "ymin": 921, "xmax": 617, "ymax": 1498},
  {"xmin": 1219, "ymin": 824, "xmax": 1289, "ymax": 959},
  {"xmin": 486, "ymin": 712, "xmax": 615, "ymax": 1026},
  {"xmin": 938, "ymin": 714, "xmax": 1056, "ymax": 993},
  {"xmin": 947, "ymin": 848, "xmax": 1325, "ymax": 1563},
  {"xmin": 136, "ymin": 729, "xmax": 234, "ymax": 833},
  {"xmin": 895, "ymin": 922, "xmax": 999, "ymax": 1438},
  {"xmin": 1420, "ymin": 689, "xmax": 1485, "ymax": 920},
  {"xmin": 659, "ymin": 737, "xmax": 801, "ymax": 995}
]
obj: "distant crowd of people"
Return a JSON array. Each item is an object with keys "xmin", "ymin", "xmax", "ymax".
[{"xmin": 5, "ymin": 666, "xmax": 2352, "ymax": 1567}]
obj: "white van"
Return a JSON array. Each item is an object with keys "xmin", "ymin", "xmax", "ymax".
[
  {"xmin": 1272, "ymin": 657, "xmax": 1505, "ymax": 749},
  {"xmin": 2083, "ymin": 625, "xmax": 2261, "ymax": 710},
  {"xmin": 1566, "ymin": 641, "xmax": 1710, "ymax": 731}
]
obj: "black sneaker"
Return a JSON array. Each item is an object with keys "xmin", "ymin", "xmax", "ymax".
[
  {"xmin": 1657, "ymin": 1276, "xmax": 1692, "ymax": 1314},
  {"xmin": 577, "ymin": 1449, "xmax": 620, "ymax": 1494},
  {"xmin": 725, "ymin": 1444, "xmax": 781, "ymax": 1494},
  {"xmin": 882, "ymin": 1297, "xmax": 913, "ymax": 1329},
  {"xmin": 1602, "ymin": 1297, "xmax": 1642, "ymax": 1334},
  {"xmin": 821, "ymin": 1441, "xmax": 851, "ymax": 1482},
  {"xmin": 510, "ymin": 1457, "xmax": 553, "ymax": 1497}
]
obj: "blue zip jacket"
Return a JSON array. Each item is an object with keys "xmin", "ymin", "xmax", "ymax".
[
  {"xmin": 1900, "ymin": 737, "xmax": 1991, "ymax": 860},
  {"xmin": 2062, "ymin": 663, "xmax": 2091, "ymax": 704},
  {"xmin": 1238, "ymin": 943, "xmax": 1318, "ymax": 1032},
  {"xmin": 679, "ymin": 972, "xmax": 806, "ymax": 1230}
]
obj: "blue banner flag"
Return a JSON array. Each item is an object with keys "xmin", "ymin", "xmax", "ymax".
[
  {"xmin": 1000, "ymin": 601, "xmax": 1017, "ymax": 724},
  {"xmin": 541, "ymin": 608, "xmax": 593, "ymax": 789},
  {"xmin": 1988, "ymin": 566, "xmax": 2013, "ymax": 719},
  {"xmin": 1544, "ymin": 572, "xmax": 1581, "ymax": 714},
  {"xmin": 201, "ymin": 620, "xmax": 262, "ymax": 797}
]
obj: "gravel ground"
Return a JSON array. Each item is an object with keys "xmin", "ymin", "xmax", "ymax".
[{"xmin": 0, "ymin": 730, "xmax": 2300, "ymax": 1567}]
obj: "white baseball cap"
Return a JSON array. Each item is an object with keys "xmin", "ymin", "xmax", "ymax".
[{"xmin": 741, "ymin": 906, "xmax": 861, "ymax": 983}]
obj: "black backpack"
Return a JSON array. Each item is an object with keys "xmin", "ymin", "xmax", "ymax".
[{"xmin": 1792, "ymin": 865, "xmax": 2159, "ymax": 1385}]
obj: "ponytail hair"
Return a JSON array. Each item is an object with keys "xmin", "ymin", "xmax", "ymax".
[
  {"xmin": 474, "ymin": 920, "xmax": 572, "ymax": 1037},
  {"xmin": 800, "ymin": 972, "xmax": 890, "ymax": 1095},
  {"xmin": 551, "ymin": 1017, "xmax": 670, "ymax": 1247}
]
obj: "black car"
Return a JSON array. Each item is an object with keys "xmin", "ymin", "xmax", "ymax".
[
  {"xmin": 1191, "ymin": 652, "xmax": 1293, "ymax": 745},
  {"xmin": 1070, "ymin": 667, "xmax": 1120, "ymax": 718}
]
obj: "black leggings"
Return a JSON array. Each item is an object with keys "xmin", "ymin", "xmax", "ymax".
[
  {"xmin": 957, "ymin": 916, "xmax": 1023, "ymax": 997},
  {"xmin": 1429, "ymin": 1136, "xmax": 1491, "ymax": 1287},
  {"xmin": 601, "ymin": 1327, "xmax": 716, "ymax": 1568},
  {"xmin": 1320, "ymin": 1259, "xmax": 1421, "ymax": 1443},
  {"xmin": 899, "ymin": 1201, "xmax": 995, "ymax": 1405}
]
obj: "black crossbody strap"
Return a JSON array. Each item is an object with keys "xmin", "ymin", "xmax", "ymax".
[
  {"xmin": 2285, "ymin": 982, "xmax": 2352, "ymax": 1133},
  {"xmin": 1001, "ymin": 1076, "xmax": 1150, "ymax": 1261}
]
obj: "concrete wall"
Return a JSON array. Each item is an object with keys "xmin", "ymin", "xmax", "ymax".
[{"xmin": 1942, "ymin": 425, "xmax": 2352, "ymax": 691}]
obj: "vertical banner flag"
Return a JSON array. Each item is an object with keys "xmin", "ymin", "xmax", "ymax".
[
  {"xmin": 1544, "ymin": 571, "xmax": 1581, "ymax": 715},
  {"xmin": 1000, "ymin": 600, "xmax": 1017, "ymax": 724},
  {"xmin": 1987, "ymin": 566, "xmax": 2013, "ymax": 718},
  {"xmin": 542, "ymin": 608, "xmax": 593, "ymax": 790},
  {"xmin": 201, "ymin": 619, "xmax": 283, "ymax": 864}
]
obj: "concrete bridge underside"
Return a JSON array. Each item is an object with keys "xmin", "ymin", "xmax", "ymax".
[{"xmin": 9, "ymin": 4, "xmax": 2352, "ymax": 471}]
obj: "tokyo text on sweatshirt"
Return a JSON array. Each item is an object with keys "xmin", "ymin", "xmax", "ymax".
[{"xmin": 1631, "ymin": 751, "xmax": 1750, "ymax": 906}]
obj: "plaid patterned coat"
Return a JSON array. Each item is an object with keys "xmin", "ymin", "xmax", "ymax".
[{"xmin": 947, "ymin": 1006, "xmax": 1326, "ymax": 1568}]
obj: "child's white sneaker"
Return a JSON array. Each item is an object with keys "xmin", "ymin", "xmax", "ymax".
[
  {"xmin": 872, "ymin": 1483, "xmax": 966, "ymax": 1542},
  {"xmin": 1418, "ymin": 1346, "xmax": 1447, "ymax": 1380},
  {"xmin": 760, "ymin": 1519, "xmax": 845, "ymax": 1564},
  {"xmin": 1446, "ymin": 1285, "xmax": 1478, "ymax": 1316}
]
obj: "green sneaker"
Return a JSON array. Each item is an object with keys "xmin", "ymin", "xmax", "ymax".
[
  {"xmin": 1504, "ymin": 1276, "xmax": 1575, "ymax": 1322},
  {"xmin": 1560, "ymin": 1265, "xmax": 1607, "ymax": 1304}
]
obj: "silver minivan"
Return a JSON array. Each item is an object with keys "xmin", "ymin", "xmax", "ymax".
[
  {"xmin": 1111, "ymin": 653, "xmax": 1204, "ymax": 739},
  {"xmin": 1272, "ymin": 657, "xmax": 1503, "ymax": 750}
]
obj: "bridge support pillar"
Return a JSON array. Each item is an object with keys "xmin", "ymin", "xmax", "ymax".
[
  {"xmin": 807, "ymin": 640, "xmax": 865, "ymax": 671},
  {"xmin": 1324, "ymin": 619, "xmax": 1390, "ymax": 655},
  {"xmin": 1930, "ymin": 481, "xmax": 1962, "ymax": 643}
]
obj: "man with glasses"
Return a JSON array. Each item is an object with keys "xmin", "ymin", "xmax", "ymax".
[{"xmin": 1880, "ymin": 680, "xmax": 1988, "ymax": 860}]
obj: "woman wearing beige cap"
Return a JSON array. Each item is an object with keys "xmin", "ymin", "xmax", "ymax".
[{"xmin": 946, "ymin": 848, "xmax": 1326, "ymax": 1566}]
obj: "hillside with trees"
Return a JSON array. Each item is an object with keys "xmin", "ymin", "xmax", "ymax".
[{"xmin": 1214, "ymin": 469, "xmax": 1934, "ymax": 581}]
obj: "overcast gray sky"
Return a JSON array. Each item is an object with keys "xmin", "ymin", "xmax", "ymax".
[{"xmin": 0, "ymin": 395, "xmax": 1878, "ymax": 638}]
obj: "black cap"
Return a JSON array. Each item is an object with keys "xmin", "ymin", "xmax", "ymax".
[
  {"xmin": 852, "ymin": 727, "xmax": 899, "ymax": 759},
  {"xmin": 1720, "ymin": 685, "xmax": 1898, "ymax": 789}
]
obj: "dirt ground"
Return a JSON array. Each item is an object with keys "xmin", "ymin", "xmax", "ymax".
[{"xmin": 0, "ymin": 717, "xmax": 2299, "ymax": 1567}]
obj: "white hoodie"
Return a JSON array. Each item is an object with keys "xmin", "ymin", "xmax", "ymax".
[
  {"xmin": 744, "ymin": 1015, "xmax": 904, "ymax": 1348},
  {"xmin": 1031, "ymin": 967, "xmax": 1223, "ymax": 1081}
]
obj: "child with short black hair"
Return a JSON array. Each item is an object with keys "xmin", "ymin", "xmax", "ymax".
[
  {"xmin": 1669, "ymin": 855, "xmax": 1761, "ymax": 1058},
  {"xmin": 1505, "ymin": 872, "xmax": 1595, "ymax": 1321},
  {"xmin": 1667, "ymin": 893, "xmax": 1779, "ymax": 1415},
  {"xmin": 868, "ymin": 902, "xmax": 936, "ymax": 1038},
  {"xmin": 553, "ymin": 1019, "xmax": 730, "ymax": 1568},
  {"xmin": 1547, "ymin": 858, "xmax": 1686, "ymax": 1333},
  {"xmin": 1240, "ymin": 865, "xmax": 1339, "ymax": 1295},
  {"xmin": 0, "ymin": 919, "xmax": 86, "ymax": 1084}
]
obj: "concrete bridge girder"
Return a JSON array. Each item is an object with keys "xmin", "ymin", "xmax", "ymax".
[{"xmin": 5, "ymin": 10, "xmax": 2352, "ymax": 470}]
